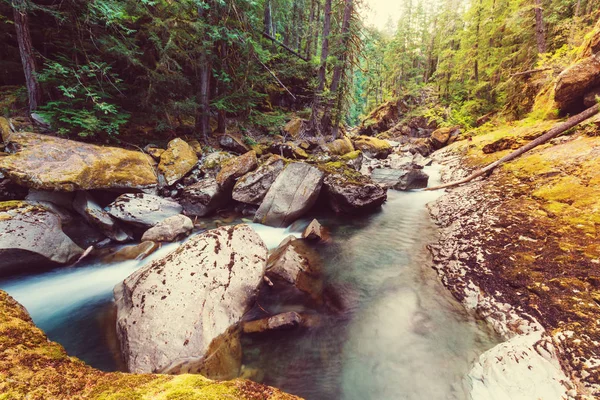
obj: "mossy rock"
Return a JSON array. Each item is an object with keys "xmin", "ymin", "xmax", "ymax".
[
  {"xmin": 158, "ymin": 138, "xmax": 199, "ymax": 186},
  {"xmin": 323, "ymin": 136, "xmax": 354, "ymax": 156},
  {"xmin": 351, "ymin": 136, "xmax": 392, "ymax": 159},
  {"xmin": 0, "ymin": 131, "xmax": 158, "ymax": 191},
  {"xmin": 0, "ymin": 290, "xmax": 300, "ymax": 399}
]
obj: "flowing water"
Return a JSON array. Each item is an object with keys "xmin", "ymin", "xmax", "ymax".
[{"xmin": 0, "ymin": 164, "xmax": 498, "ymax": 399}]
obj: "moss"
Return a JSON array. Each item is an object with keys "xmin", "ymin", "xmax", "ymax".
[
  {"xmin": 0, "ymin": 289, "xmax": 300, "ymax": 399},
  {"xmin": 340, "ymin": 150, "xmax": 361, "ymax": 161}
]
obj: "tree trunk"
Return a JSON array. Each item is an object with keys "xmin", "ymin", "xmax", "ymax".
[
  {"xmin": 426, "ymin": 104, "xmax": 600, "ymax": 191},
  {"xmin": 264, "ymin": 0, "xmax": 273, "ymax": 35},
  {"xmin": 195, "ymin": 60, "xmax": 211, "ymax": 139},
  {"xmin": 321, "ymin": 0, "xmax": 353, "ymax": 136},
  {"xmin": 474, "ymin": 0, "xmax": 482, "ymax": 82},
  {"xmin": 308, "ymin": 0, "xmax": 332, "ymax": 134},
  {"xmin": 12, "ymin": 0, "xmax": 41, "ymax": 113},
  {"xmin": 305, "ymin": 0, "xmax": 316, "ymax": 59},
  {"xmin": 534, "ymin": 0, "xmax": 547, "ymax": 53}
]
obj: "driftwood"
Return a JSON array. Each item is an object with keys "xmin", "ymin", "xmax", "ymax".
[{"xmin": 426, "ymin": 103, "xmax": 600, "ymax": 191}]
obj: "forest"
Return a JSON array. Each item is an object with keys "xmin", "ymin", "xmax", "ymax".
[{"xmin": 2, "ymin": 0, "xmax": 598, "ymax": 142}]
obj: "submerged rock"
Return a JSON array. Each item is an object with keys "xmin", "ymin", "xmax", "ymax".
[
  {"xmin": 0, "ymin": 201, "xmax": 83, "ymax": 275},
  {"xmin": 158, "ymin": 138, "xmax": 199, "ymax": 187},
  {"xmin": 106, "ymin": 193, "xmax": 182, "ymax": 228},
  {"xmin": 141, "ymin": 214, "xmax": 193, "ymax": 242},
  {"xmin": 181, "ymin": 178, "xmax": 228, "ymax": 217},
  {"xmin": 114, "ymin": 224, "xmax": 268, "ymax": 375},
  {"xmin": 323, "ymin": 175, "xmax": 387, "ymax": 214},
  {"xmin": 254, "ymin": 163, "xmax": 324, "ymax": 227},
  {"xmin": 232, "ymin": 156, "xmax": 285, "ymax": 205},
  {"xmin": 0, "ymin": 131, "xmax": 157, "ymax": 191}
]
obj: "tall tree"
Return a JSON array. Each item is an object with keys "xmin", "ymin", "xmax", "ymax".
[
  {"xmin": 534, "ymin": 0, "xmax": 547, "ymax": 53},
  {"xmin": 308, "ymin": 0, "xmax": 332, "ymax": 133},
  {"xmin": 12, "ymin": 0, "xmax": 41, "ymax": 113}
]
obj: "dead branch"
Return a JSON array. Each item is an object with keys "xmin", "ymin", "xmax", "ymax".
[
  {"xmin": 426, "ymin": 103, "xmax": 600, "ymax": 191},
  {"xmin": 255, "ymin": 56, "xmax": 297, "ymax": 100},
  {"xmin": 262, "ymin": 32, "xmax": 310, "ymax": 62}
]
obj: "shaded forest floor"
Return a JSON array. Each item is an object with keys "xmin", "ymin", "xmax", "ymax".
[{"xmin": 430, "ymin": 116, "xmax": 600, "ymax": 396}]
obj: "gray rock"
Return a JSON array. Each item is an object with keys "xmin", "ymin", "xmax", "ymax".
[
  {"xmin": 254, "ymin": 163, "xmax": 324, "ymax": 227},
  {"xmin": 219, "ymin": 134, "xmax": 249, "ymax": 154},
  {"xmin": 114, "ymin": 224, "xmax": 267, "ymax": 375},
  {"xmin": 141, "ymin": 214, "xmax": 193, "ymax": 242},
  {"xmin": 232, "ymin": 156, "xmax": 285, "ymax": 205},
  {"xmin": 323, "ymin": 175, "xmax": 387, "ymax": 214},
  {"xmin": 0, "ymin": 174, "xmax": 27, "ymax": 201},
  {"xmin": 181, "ymin": 178, "xmax": 228, "ymax": 217},
  {"xmin": 302, "ymin": 219, "xmax": 324, "ymax": 241},
  {"xmin": 73, "ymin": 192, "xmax": 131, "ymax": 242},
  {"xmin": 200, "ymin": 152, "xmax": 235, "ymax": 178},
  {"xmin": 106, "ymin": 193, "xmax": 182, "ymax": 228},
  {"xmin": 371, "ymin": 167, "xmax": 429, "ymax": 190},
  {"xmin": 26, "ymin": 189, "xmax": 74, "ymax": 209},
  {"xmin": 0, "ymin": 202, "xmax": 83, "ymax": 275}
]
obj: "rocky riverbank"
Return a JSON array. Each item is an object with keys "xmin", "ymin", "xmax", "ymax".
[{"xmin": 427, "ymin": 117, "xmax": 600, "ymax": 399}]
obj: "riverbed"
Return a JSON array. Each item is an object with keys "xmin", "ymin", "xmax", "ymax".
[{"xmin": 0, "ymin": 165, "xmax": 498, "ymax": 399}]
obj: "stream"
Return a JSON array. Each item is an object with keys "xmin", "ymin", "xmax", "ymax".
[{"xmin": 0, "ymin": 164, "xmax": 498, "ymax": 399}]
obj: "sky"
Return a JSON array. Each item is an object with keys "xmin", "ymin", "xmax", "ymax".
[{"xmin": 361, "ymin": 0, "xmax": 403, "ymax": 30}]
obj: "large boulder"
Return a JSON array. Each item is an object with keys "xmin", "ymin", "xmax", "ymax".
[
  {"xmin": 114, "ymin": 224, "xmax": 268, "ymax": 375},
  {"xmin": 430, "ymin": 126, "xmax": 461, "ymax": 149},
  {"xmin": 323, "ymin": 136, "xmax": 355, "ymax": 155},
  {"xmin": 232, "ymin": 156, "xmax": 285, "ymax": 205},
  {"xmin": 141, "ymin": 214, "xmax": 193, "ymax": 242},
  {"xmin": 200, "ymin": 152, "xmax": 235, "ymax": 178},
  {"xmin": 73, "ymin": 192, "xmax": 131, "ymax": 242},
  {"xmin": 554, "ymin": 53, "xmax": 600, "ymax": 112},
  {"xmin": 106, "ymin": 193, "xmax": 182, "ymax": 228},
  {"xmin": 216, "ymin": 151, "xmax": 258, "ymax": 189},
  {"xmin": 181, "ymin": 178, "xmax": 228, "ymax": 217},
  {"xmin": 0, "ymin": 131, "xmax": 157, "ymax": 191},
  {"xmin": 157, "ymin": 139, "xmax": 198, "ymax": 187},
  {"xmin": 323, "ymin": 175, "xmax": 387, "ymax": 214},
  {"xmin": 268, "ymin": 142, "xmax": 308, "ymax": 159},
  {"xmin": 0, "ymin": 201, "xmax": 83, "ymax": 275},
  {"xmin": 352, "ymin": 136, "xmax": 393, "ymax": 159},
  {"xmin": 254, "ymin": 163, "xmax": 324, "ymax": 227}
]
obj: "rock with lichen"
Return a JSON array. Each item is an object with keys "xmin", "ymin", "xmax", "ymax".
[
  {"xmin": 106, "ymin": 193, "xmax": 182, "ymax": 228},
  {"xmin": 232, "ymin": 155, "xmax": 285, "ymax": 205},
  {"xmin": 158, "ymin": 138, "xmax": 199, "ymax": 187},
  {"xmin": 114, "ymin": 224, "xmax": 268, "ymax": 376},
  {"xmin": 0, "ymin": 131, "xmax": 158, "ymax": 191},
  {"xmin": 0, "ymin": 201, "xmax": 83, "ymax": 275}
]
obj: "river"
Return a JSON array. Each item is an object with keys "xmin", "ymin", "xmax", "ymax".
[{"xmin": 0, "ymin": 164, "xmax": 498, "ymax": 399}]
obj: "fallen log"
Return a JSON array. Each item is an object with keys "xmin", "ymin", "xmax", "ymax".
[{"xmin": 426, "ymin": 103, "xmax": 600, "ymax": 191}]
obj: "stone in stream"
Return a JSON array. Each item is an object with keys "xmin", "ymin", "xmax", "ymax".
[
  {"xmin": 263, "ymin": 237, "xmax": 322, "ymax": 303},
  {"xmin": 141, "ymin": 214, "xmax": 193, "ymax": 242},
  {"xmin": 371, "ymin": 167, "xmax": 429, "ymax": 191},
  {"xmin": 73, "ymin": 191, "xmax": 131, "ymax": 242},
  {"xmin": 302, "ymin": 219, "xmax": 325, "ymax": 241},
  {"xmin": 157, "ymin": 138, "xmax": 199, "ymax": 187},
  {"xmin": 352, "ymin": 136, "xmax": 393, "ymax": 159},
  {"xmin": 323, "ymin": 175, "xmax": 387, "ymax": 214},
  {"xmin": 0, "ymin": 131, "xmax": 158, "ymax": 191},
  {"xmin": 200, "ymin": 151, "xmax": 235, "ymax": 179},
  {"xmin": 114, "ymin": 224, "xmax": 268, "ymax": 376},
  {"xmin": 0, "ymin": 201, "xmax": 83, "ymax": 275},
  {"xmin": 242, "ymin": 312, "xmax": 303, "ymax": 334},
  {"xmin": 181, "ymin": 178, "xmax": 228, "ymax": 217},
  {"xmin": 106, "ymin": 193, "xmax": 182, "ymax": 228},
  {"xmin": 254, "ymin": 163, "xmax": 324, "ymax": 227},
  {"xmin": 232, "ymin": 155, "xmax": 285, "ymax": 206}
]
